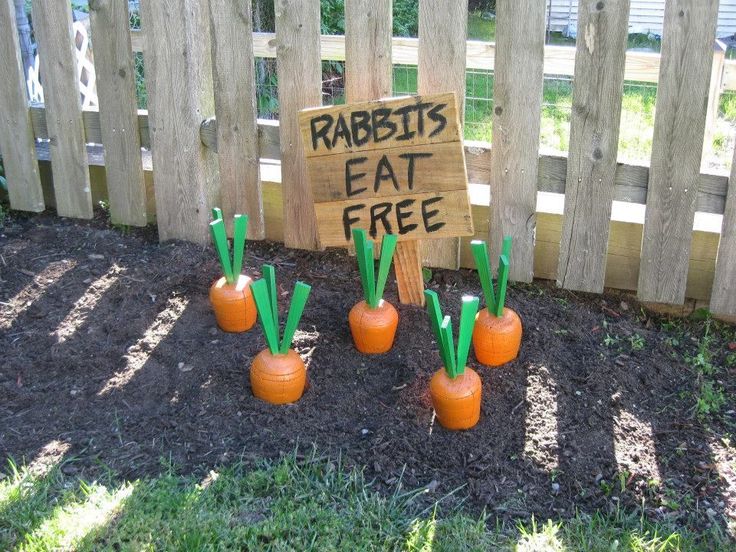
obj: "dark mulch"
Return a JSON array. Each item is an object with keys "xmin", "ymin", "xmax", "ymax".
[{"xmin": 1, "ymin": 212, "xmax": 734, "ymax": 532}]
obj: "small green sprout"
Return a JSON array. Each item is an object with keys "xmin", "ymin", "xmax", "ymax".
[
  {"xmin": 251, "ymin": 264, "xmax": 311, "ymax": 355},
  {"xmin": 209, "ymin": 207, "xmax": 249, "ymax": 285},
  {"xmin": 352, "ymin": 229, "xmax": 398, "ymax": 308},
  {"xmin": 424, "ymin": 290, "xmax": 479, "ymax": 379},
  {"xmin": 471, "ymin": 236, "xmax": 512, "ymax": 317}
]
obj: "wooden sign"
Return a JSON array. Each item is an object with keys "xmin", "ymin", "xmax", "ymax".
[{"xmin": 298, "ymin": 93, "xmax": 474, "ymax": 248}]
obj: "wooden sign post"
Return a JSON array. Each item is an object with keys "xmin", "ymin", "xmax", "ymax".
[{"xmin": 298, "ymin": 93, "xmax": 473, "ymax": 306}]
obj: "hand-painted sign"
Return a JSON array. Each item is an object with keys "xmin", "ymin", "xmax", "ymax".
[{"xmin": 298, "ymin": 93, "xmax": 473, "ymax": 247}]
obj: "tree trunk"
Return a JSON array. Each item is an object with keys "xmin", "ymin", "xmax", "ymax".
[{"xmin": 14, "ymin": 0, "xmax": 34, "ymax": 81}]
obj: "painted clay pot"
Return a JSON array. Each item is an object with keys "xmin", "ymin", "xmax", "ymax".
[
  {"xmin": 429, "ymin": 367, "xmax": 482, "ymax": 430},
  {"xmin": 250, "ymin": 348, "xmax": 306, "ymax": 404},
  {"xmin": 348, "ymin": 299, "xmax": 399, "ymax": 354},
  {"xmin": 472, "ymin": 307, "xmax": 522, "ymax": 366},
  {"xmin": 209, "ymin": 274, "xmax": 257, "ymax": 333}
]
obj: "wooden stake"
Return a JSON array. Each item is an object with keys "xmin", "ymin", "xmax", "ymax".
[{"xmin": 394, "ymin": 241, "xmax": 425, "ymax": 306}]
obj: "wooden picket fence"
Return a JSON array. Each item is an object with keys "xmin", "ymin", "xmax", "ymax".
[{"xmin": 1, "ymin": 0, "xmax": 735, "ymax": 317}]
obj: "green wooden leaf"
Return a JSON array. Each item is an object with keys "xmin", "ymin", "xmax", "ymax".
[
  {"xmin": 456, "ymin": 295, "xmax": 479, "ymax": 374},
  {"xmin": 471, "ymin": 240, "xmax": 495, "ymax": 313},
  {"xmin": 374, "ymin": 234, "xmax": 397, "ymax": 306},
  {"xmin": 364, "ymin": 239, "xmax": 375, "ymax": 307},
  {"xmin": 209, "ymin": 219, "xmax": 233, "ymax": 283},
  {"xmin": 440, "ymin": 315, "xmax": 456, "ymax": 378},
  {"xmin": 279, "ymin": 282, "xmax": 311, "ymax": 354},
  {"xmin": 495, "ymin": 254, "xmax": 510, "ymax": 317},
  {"xmin": 263, "ymin": 264, "xmax": 279, "ymax": 332},
  {"xmin": 352, "ymin": 229, "xmax": 372, "ymax": 304},
  {"xmin": 232, "ymin": 214, "xmax": 248, "ymax": 278},
  {"xmin": 251, "ymin": 278, "xmax": 279, "ymax": 354},
  {"xmin": 424, "ymin": 290, "xmax": 449, "ymax": 370},
  {"xmin": 501, "ymin": 235, "xmax": 513, "ymax": 262},
  {"xmin": 211, "ymin": 207, "xmax": 223, "ymax": 221}
]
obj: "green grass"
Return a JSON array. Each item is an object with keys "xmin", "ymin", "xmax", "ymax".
[{"xmin": 0, "ymin": 452, "xmax": 727, "ymax": 551}]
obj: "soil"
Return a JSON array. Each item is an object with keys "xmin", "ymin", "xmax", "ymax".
[{"xmin": 1, "ymin": 212, "xmax": 734, "ymax": 533}]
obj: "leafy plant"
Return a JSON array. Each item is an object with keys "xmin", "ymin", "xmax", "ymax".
[
  {"xmin": 251, "ymin": 265, "xmax": 311, "ymax": 355},
  {"xmin": 424, "ymin": 290, "xmax": 479, "ymax": 378},
  {"xmin": 471, "ymin": 236, "xmax": 511, "ymax": 317}
]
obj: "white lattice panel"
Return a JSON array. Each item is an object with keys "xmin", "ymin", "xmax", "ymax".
[{"xmin": 27, "ymin": 20, "xmax": 98, "ymax": 109}]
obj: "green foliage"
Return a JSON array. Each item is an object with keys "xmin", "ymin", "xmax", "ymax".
[
  {"xmin": 251, "ymin": 265, "xmax": 311, "ymax": 355},
  {"xmin": 425, "ymin": 291, "xmax": 479, "ymax": 378}
]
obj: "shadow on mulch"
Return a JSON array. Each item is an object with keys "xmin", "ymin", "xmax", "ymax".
[{"xmin": 0, "ymin": 212, "xmax": 734, "ymax": 534}]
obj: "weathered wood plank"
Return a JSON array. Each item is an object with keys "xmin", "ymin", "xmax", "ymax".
[
  {"xmin": 274, "ymin": 0, "xmax": 321, "ymax": 249},
  {"xmin": 88, "ymin": 0, "xmax": 146, "ymax": 227},
  {"xmin": 556, "ymin": 0, "xmax": 630, "ymax": 293},
  {"xmin": 489, "ymin": 0, "xmax": 546, "ymax": 282},
  {"xmin": 31, "ymin": 0, "xmax": 92, "ymax": 219},
  {"xmin": 638, "ymin": 0, "xmax": 719, "ymax": 304},
  {"xmin": 710, "ymin": 151, "xmax": 736, "ymax": 315},
  {"xmin": 345, "ymin": 0, "xmax": 392, "ymax": 103},
  {"xmin": 0, "ymin": 0, "xmax": 43, "ymax": 212},
  {"xmin": 418, "ymin": 0, "xmax": 468, "ymax": 270},
  {"xmin": 140, "ymin": 0, "xmax": 219, "ymax": 243},
  {"xmin": 26, "ymin": 105, "xmax": 732, "ymax": 216},
  {"xmin": 209, "ymin": 0, "xmax": 265, "ymax": 239}
]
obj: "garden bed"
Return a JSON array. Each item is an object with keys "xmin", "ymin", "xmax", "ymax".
[{"xmin": 1, "ymin": 213, "xmax": 734, "ymax": 535}]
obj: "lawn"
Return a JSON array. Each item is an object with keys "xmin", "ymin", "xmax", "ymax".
[{"xmin": 0, "ymin": 452, "xmax": 724, "ymax": 551}]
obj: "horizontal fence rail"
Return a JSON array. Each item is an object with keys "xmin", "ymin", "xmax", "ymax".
[
  {"xmin": 1, "ymin": 1, "xmax": 735, "ymax": 318},
  {"xmin": 132, "ymin": 29, "xmax": 736, "ymax": 90}
]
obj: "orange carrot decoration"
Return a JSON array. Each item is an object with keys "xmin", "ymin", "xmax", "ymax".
[
  {"xmin": 425, "ymin": 290, "xmax": 482, "ymax": 430},
  {"xmin": 348, "ymin": 229, "xmax": 399, "ymax": 354},
  {"xmin": 250, "ymin": 265, "xmax": 311, "ymax": 405},
  {"xmin": 209, "ymin": 208, "xmax": 257, "ymax": 333},
  {"xmin": 471, "ymin": 236, "xmax": 522, "ymax": 366}
]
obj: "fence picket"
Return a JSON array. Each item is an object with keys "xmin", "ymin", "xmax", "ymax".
[
  {"xmin": 710, "ymin": 153, "xmax": 736, "ymax": 316},
  {"xmin": 418, "ymin": 0, "xmax": 468, "ymax": 270},
  {"xmin": 31, "ymin": 0, "xmax": 92, "ymax": 219},
  {"xmin": 489, "ymin": 1, "xmax": 546, "ymax": 282},
  {"xmin": 89, "ymin": 0, "xmax": 146, "ymax": 227},
  {"xmin": 140, "ymin": 0, "xmax": 219, "ymax": 243},
  {"xmin": 0, "ymin": 0, "xmax": 44, "ymax": 213},
  {"xmin": 345, "ymin": 0, "xmax": 392, "ymax": 102},
  {"xmin": 557, "ymin": 0, "xmax": 630, "ymax": 293},
  {"xmin": 275, "ymin": 0, "xmax": 321, "ymax": 250},
  {"xmin": 209, "ymin": 0, "xmax": 265, "ymax": 239},
  {"xmin": 637, "ymin": 1, "xmax": 719, "ymax": 304}
]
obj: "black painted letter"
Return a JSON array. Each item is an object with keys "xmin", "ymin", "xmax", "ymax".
[
  {"xmin": 345, "ymin": 157, "xmax": 368, "ymax": 197},
  {"xmin": 421, "ymin": 196, "xmax": 445, "ymax": 232}
]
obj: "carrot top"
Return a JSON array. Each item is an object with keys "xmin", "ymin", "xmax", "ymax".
[
  {"xmin": 251, "ymin": 264, "xmax": 311, "ymax": 355},
  {"xmin": 352, "ymin": 229, "xmax": 398, "ymax": 309},
  {"xmin": 471, "ymin": 236, "xmax": 512, "ymax": 317},
  {"xmin": 424, "ymin": 290, "xmax": 479, "ymax": 379},
  {"xmin": 209, "ymin": 207, "xmax": 248, "ymax": 285}
]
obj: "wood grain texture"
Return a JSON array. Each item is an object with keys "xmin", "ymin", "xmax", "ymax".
[
  {"xmin": 0, "ymin": 0, "xmax": 43, "ymax": 212},
  {"xmin": 345, "ymin": 0, "xmax": 392, "ymax": 103},
  {"xmin": 489, "ymin": 0, "xmax": 546, "ymax": 282},
  {"xmin": 27, "ymin": 106, "xmax": 734, "ymax": 216},
  {"xmin": 88, "ymin": 0, "xmax": 146, "ymax": 227},
  {"xmin": 556, "ymin": 0, "xmax": 630, "ymax": 293},
  {"xmin": 394, "ymin": 240, "xmax": 425, "ymax": 306},
  {"xmin": 31, "ymin": 0, "xmax": 92, "ymax": 219},
  {"xmin": 637, "ymin": 0, "xmax": 719, "ymax": 304},
  {"xmin": 275, "ymin": 0, "xmax": 321, "ymax": 250},
  {"xmin": 209, "ymin": 0, "xmax": 265, "ymax": 239},
  {"xmin": 709, "ymin": 148, "xmax": 736, "ymax": 315},
  {"xmin": 140, "ymin": 0, "xmax": 219, "ymax": 243},
  {"xmin": 417, "ymin": 0, "xmax": 468, "ymax": 270}
]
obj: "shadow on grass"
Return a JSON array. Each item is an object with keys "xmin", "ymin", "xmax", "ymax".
[{"xmin": 1, "ymin": 450, "xmax": 724, "ymax": 551}]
